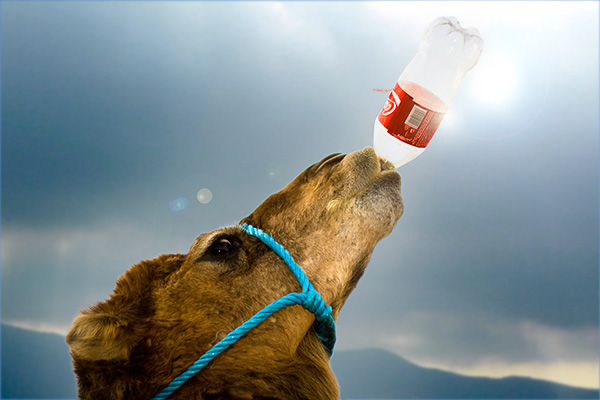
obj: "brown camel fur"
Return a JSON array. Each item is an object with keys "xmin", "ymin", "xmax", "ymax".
[{"xmin": 66, "ymin": 147, "xmax": 404, "ymax": 400}]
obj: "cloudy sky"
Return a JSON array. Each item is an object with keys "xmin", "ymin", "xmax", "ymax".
[{"xmin": 1, "ymin": 0, "xmax": 598, "ymax": 392}]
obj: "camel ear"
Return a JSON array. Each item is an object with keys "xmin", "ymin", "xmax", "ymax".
[
  {"xmin": 66, "ymin": 253, "xmax": 185, "ymax": 361},
  {"xmin": 66, "ymin": 312, "xmax": 138, "ymax": 361}
]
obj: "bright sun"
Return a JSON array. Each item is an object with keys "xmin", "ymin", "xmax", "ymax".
[{"xmin": 467, "ymin": 51, "xmax": 516, "ymax": 105}]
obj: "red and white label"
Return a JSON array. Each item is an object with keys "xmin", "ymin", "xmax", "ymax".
[{"xmin": 378, "ymin": 83, "xmax": 445, "ymax": 148}]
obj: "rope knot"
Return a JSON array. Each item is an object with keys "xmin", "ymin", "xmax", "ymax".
[{"xmin": 302, "ymin": 289, "xmax": 332, "ymax": 323}]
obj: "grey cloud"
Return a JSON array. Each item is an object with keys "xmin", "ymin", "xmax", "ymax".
[{"xmin": 1, "ymin": 1, "xmax": 598, "ymax": 386}]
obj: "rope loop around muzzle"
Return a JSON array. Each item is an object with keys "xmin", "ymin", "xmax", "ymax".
[
  {"xmin": 150, "ymin": 224, "xmax": 336, "ymax": 400},
  {"xmin": 240, "ymin": 223, "xmax": 336, "ymax": 353}
]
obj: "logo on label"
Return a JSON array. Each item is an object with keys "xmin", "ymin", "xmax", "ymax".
[
  {"xmin": 381, "ymin": 90, "xmax": 401, "ymax": 116},
  {"xmin": 378, "ymin": 83, "xmax": 446, "ymax": 149}
]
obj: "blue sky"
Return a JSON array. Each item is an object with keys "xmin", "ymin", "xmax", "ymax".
[{"xmin": 1, "ymin": 0, "xmax": 598, "ymax": 390}]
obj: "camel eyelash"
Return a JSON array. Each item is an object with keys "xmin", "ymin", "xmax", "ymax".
[{"xmin": 204, "ymin": 235, "xmax": 242, "ymax": 258}]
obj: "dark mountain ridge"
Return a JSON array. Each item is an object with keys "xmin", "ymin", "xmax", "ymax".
[
  {"xmin": 2, "ymin": 324, "xmax": 598, "ymax": 399},
  {"xmin": 331, "ymin": 348, "xmax": 599, "ymax": 399},
  {"xmin": 1, "ymin": 324, "xmax": 77, "ymax": 398}
]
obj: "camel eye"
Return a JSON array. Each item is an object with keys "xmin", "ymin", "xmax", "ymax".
[{"xmin": 208, "ymin": 237, "xmax": 238, "ymax": 257}]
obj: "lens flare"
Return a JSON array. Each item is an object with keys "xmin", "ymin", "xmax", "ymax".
[
  {"xmin": 169, "ymin": 196, "xmax": 189, "ymax": 214},
  {"xmin": 197, "ymin": 188, "xmax": 213, "ymax": 204}
]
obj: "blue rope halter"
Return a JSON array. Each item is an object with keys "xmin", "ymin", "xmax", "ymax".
[{"xmin": 150, "ymin": 223, "xmax": 336, "ymax": 400}]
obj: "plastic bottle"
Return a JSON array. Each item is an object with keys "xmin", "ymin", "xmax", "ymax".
[{"xmin": 373, "ymin": 16, "xmax": 483, "ymax": 168}]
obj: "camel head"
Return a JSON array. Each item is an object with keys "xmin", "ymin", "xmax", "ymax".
[{"xmin": 66, "ymin": 147, "xmax": 403, "ymax": 399}]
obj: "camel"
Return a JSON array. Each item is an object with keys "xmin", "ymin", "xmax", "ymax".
[{"xmin": 66, "ymin": 147, "xmax": 404, "ymax": 399}]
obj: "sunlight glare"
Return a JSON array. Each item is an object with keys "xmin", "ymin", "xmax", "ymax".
[{"xmin": 467, "ymin": 51, "xmax": 516, "ymax": 106}]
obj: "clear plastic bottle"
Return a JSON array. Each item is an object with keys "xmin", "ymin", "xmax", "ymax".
[{"xmin": 373, "ymin": 16, "xmax": 483, "ymax": 168}]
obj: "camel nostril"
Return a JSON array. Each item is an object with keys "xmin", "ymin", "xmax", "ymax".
[{"xmin": 314, "ymin": 153, "xmax": 347, "ymax": 173}]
